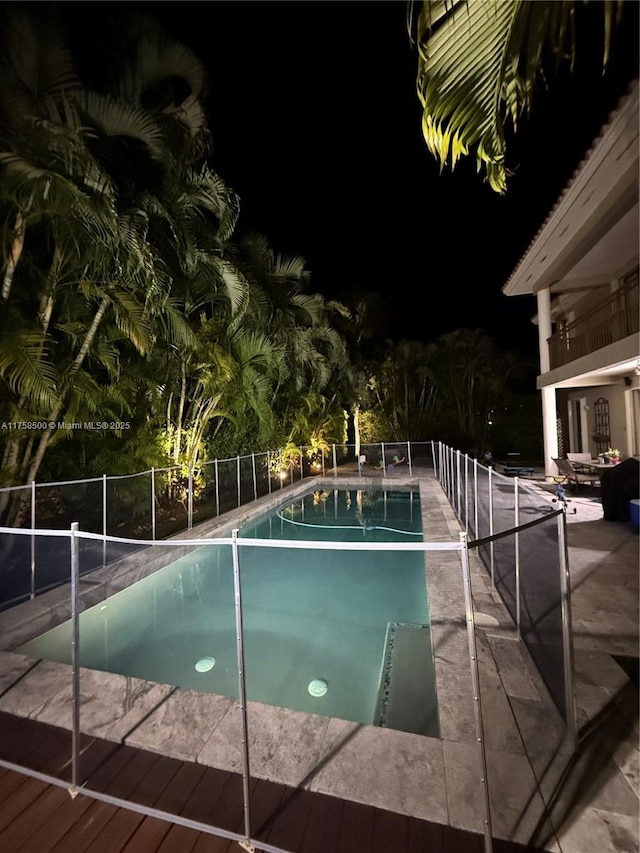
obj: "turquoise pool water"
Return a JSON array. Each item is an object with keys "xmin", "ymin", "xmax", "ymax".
[{"xmin": 18, "ymin": 488, "xmax": 439, "ymax": 736}]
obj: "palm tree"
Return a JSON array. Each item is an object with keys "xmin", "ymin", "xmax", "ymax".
[
  {"xmin": 224, "ymin": 233, "xmax": 353, "ymax": 444},
  {"xmin": 0, "ymin": 5, "xmax": 84, "ymax": 301},
  {"xmin": 413, "ymin": 0, "xmax": 626, "ymax": 192},
  {"xmin": 366, "ymin": 339, "xmax": 437, "ymax": 441},
  {"xmin": 0, "ymin": 5, "xmax": 125, "ymax": 511},
  {"xmin": 0, "ymin": 5, "xmax": 360, "ymax": 520},
  {"xmin": 0, "ymin": 6, "xmax": 245, "ymax": 522},
  {"xmin": 425, "ymin": 328, "xmax": 533, "ymax": 451}
]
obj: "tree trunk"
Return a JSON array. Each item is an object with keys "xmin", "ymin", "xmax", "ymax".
[
  {"xmin": 0, "ymin": 439, "xmax": 23, "ymax": 520},
  {"xmin": 174, "ymin": 362, "xmax": 187, "ymax": 462},
  {"xmin": 353, "ymin": 403, "xmax": 361, "ymax": 459}
]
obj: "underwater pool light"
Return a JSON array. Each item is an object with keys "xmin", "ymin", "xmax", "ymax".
[
  {"xmin": 308, "ymin": 678, "xmax": 328, "ymax": 697},
  {"xmin": 195, "ymin": 657, "xmax": 216, "ymax": 673}
]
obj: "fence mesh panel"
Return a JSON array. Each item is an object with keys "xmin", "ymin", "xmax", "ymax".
[
  {"xmin": 238, "ymin": 455, "xmax": 257, "ymax": 506},
  {"xmin": 0, "ymin": 485, "xmax": 32, "ymax": 530},
  {"xmin": 153, "ymin": 466, "xmax": 189, "ymax": 539},
  {"xmin": 36, "ymin": 481, "xmax": 102, "ymax": 533},
  {"xmin": 253, "ymin": 453, "xmax": 271, "ymax": 499},
  {"xmin": 518, "ymin": 513, "xmax": 567, "ymax": 718},
  {"xmin": 106, "ymin": 472, "xmax": 153, "ymax": 538},
  {"xmin": 215, "ymin": 458, "xmax": 241, "ymax": 515},
  {"xmin": 0, "ymin": 529, "xmax": 36, "ymax": 608},
  {"xmin": 450, "ymin": 454, "xmax": 573, "ymax": 730}
]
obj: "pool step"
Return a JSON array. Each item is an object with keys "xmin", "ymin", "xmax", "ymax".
[{"xmin": 374, "ymin": 622, "xmax": 439, "ymax": 737}]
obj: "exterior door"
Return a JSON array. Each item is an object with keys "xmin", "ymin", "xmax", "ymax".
[{"xmin": 568, "ymin": 398, "xmax": 588, "ymax": 453}]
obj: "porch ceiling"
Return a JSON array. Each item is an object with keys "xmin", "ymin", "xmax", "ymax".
[{"xmin": 538, "ymin": 351, "xmax": 640, "ymax": 390}]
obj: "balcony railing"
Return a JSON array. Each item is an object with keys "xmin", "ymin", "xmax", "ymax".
[{"xmin": 548, "ymin": 270, "xmax": 639, "ymax": 370}]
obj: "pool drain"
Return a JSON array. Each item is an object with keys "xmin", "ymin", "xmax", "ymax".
[
  {"xmin": 308, "ymin": 678, "xmax": 328, "ymax": 697},
  {"xmin": 195, "ymin": 657, "xmax": 216, "ymax": 673}
]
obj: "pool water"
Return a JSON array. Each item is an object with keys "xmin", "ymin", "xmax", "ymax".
[{"xmin": 18, "ymin": 488, "xmax": 440, "ymax": 736}]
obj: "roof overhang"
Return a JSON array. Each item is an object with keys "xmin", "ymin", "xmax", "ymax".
[{"xmin": 504, "ymin": 81, "xmax": 639, "ymax": 298}]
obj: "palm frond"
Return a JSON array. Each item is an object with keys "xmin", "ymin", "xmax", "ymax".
[
  {"xmin": 273, "ymin": 253, "xmax": 310, "ymax": 281},
  {"xmin": 416, "ymin": 0, "xmax": 625, "ymax": 192},
  {"xmin": 109, "ymin": 290, "xmax": 153, "ymax": 355},
  {"xmin": 76, "ymin": 91, "xmax": 166, "ymax": 161},
  {"xmin": 157, "ymin": 298, "xmax": 199, "ymax": 350},
  {"xmin": 0, "ymin": 325, "xmax": 58, "ymax": 409},
  {"xmin": 173, "ymin": 94, "xmax": 208, "ymax": 141},
  {"xmin": 231, "ymin": 330, "xmax": 283, "ymax": 373},
  {"xmin": 0, "ymin": 5, "xmax": 79, "ymax": 104},
  {"xmin": 215, "ymin": 258, "xmax": 251, "ymax": 316},
  {"xmin": 125, "ymin": 23, "xmax": 207, "ymax": 105},
  {"xmin": 60, "ymin": 369, "xmax": 132, "ymax": 425}
]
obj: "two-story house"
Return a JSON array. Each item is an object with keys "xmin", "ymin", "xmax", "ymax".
[{"xmin": 503, "ymin": 79, "xmax": 639, "ymax": 479}]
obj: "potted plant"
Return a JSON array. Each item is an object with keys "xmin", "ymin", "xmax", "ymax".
[{"xmin": 603, "ymin": 448, "xmax": 620, "ymax": 464}]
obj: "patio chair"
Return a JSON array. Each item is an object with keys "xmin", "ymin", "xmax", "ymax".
[
  {"xmin": 552, "ymin": 457, "xmax": 600, "ymax": 492},
  {"xmin": 567, "ymin": 452, "xmax": 596, "ymax": 473}
]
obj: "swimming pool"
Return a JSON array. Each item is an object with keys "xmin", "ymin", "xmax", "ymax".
[{"xmin": 17, "ymin": 487, "xmax": 439, "ymax": 736}]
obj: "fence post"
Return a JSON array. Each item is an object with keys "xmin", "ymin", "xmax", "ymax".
[
  {"xmin": 102, "ymin": 474, "xmax": 107, "ymax": 568},
  {"xmin": 515, "ymin": 477, "xmax": 521, "ymax": 637},
  {"xmin": 558, "ymin": 512, "xmax": 578, "ymax": 748},
  {"xmin": 237, "ymin": 455, "xmax": 241, "ymax": 508},
  {"xmin": 251, "ymin": 453, "xmax": 257, "ymax": 501},
  {"xmin": 456, "ymin": 450, "xmax": 461, "ymax": 520},
  {"xmin": 30, "ymin": 481, "xmax": 36, "ymax": 600},
  {"xmin": 188, "ymin": 466, "xmax": 194, "ymax": 529},
  {"xmin": 460, "ymin": 531, "xmax": 494, "ymax": 853},
  {"xmin": 231, "ymin": 530, "xmax": 252, "ymax": 847},
  {"xmin": 473, "ymin": 458, "xmax": 479, "ymax": 540},
  {"xmin": 151, "ymin": 467, "xmax": 156, "ymax": 541},
  {"xmin": 332, "ymin": 444, "xmax": 337, "ymax": 477},
  {"xmin": 70, "ymin": 522, "xmax": 81, "ymax": 796},
  {"xmin": 488, "ymin": 466, "xmax": 495, "ymax": 588},
  {"xmin": 443, "ymin": 445, "xmax": 447, "ymax": 491},
  {"xmin": 299, "ymin": 446, "xmax": 304, "ymax": 481},
  {"xmin": 406, "ymin": 440, "xmax": 413, "ymax": 475},
  {"xmin": 464, "ymin": 454, "xmax": 469, "ymax": 534},
  {"xmin": 215, "ymin": 459, "xmax": 220, "ymax": 517}
]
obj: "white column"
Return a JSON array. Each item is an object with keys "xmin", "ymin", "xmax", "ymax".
[
  {"xmin": 542, "ymin": 387, "xmax": 559, "ymax": 478},
  {"xmin": 537, "ymin": 287, "xmax": 552, "ymax": 374},
  {"xmin": 537, "ymin": 289, "xmax": 558, "ymax": 478}
]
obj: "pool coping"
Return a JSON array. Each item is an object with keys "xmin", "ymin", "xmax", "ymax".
[{"xmin": 0, "ymin": 473, "xmax": 566, "ymax": 845}]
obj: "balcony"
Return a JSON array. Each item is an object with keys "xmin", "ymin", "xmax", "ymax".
[{"xmin": 548, "ymin": 270, "xmax": 639, "ymax": 370}]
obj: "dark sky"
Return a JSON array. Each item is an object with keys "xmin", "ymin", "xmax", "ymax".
[{"xmin": 63, "ymin": 1, "xmax": 639, "ymax": 358}]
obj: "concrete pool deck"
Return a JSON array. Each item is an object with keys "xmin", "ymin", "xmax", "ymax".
[{"xmin": 0, "ymin": 470, "xmax": 637, "ymax": 851}]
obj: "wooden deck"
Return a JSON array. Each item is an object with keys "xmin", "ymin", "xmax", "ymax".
[{"xmin": 0, "ymin": 712, "xmax": 543, "ymax": 853}]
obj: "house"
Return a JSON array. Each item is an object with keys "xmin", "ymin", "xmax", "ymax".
[{"xmin": 503, "ymin": 79, "xmax": 640, "ymax": 480}]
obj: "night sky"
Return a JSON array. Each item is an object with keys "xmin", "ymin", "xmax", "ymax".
[{"xmin": 61, "ymin": 1, "xmax": 639, "ymax": 358}]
